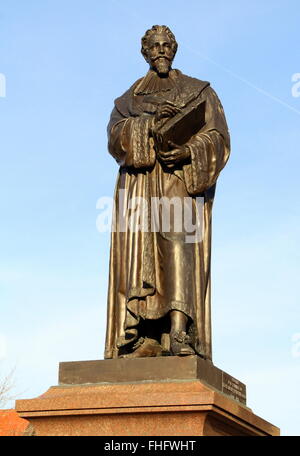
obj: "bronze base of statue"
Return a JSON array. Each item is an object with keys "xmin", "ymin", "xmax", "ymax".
[{"xmin": 58, "ymin": 355, "xmax": 247, "ymax": 403}]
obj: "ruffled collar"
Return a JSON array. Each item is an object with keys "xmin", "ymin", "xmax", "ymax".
[{"xmin": 134, "ymin": 69, "xmax": 180, "ymax": 95}]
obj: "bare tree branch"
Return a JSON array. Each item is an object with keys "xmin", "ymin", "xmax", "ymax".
[{"xmin": 0, "ymin": 366, "xmax": 16, "ymax": 408}]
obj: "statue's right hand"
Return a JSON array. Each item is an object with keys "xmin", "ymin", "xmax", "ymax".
[{"xmin": 155, "ymin": 102, "xmax": 181, "ymax": 122}]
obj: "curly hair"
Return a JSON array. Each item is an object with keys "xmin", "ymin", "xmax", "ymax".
[{"xmin": 141, "ymin": 25, "xmax": 178, "ymax": 60}]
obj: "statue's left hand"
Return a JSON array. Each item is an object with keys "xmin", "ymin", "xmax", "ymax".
[{"xmin": 158, "ymin": 141, "xmax": 191, "ymax": 167}]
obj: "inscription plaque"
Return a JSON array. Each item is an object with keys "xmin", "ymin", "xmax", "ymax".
[{"xmin": 222, "ymin": 372, "xmax": 247, "ymax": 404}]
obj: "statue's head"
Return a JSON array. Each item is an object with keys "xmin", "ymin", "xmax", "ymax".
[{"xmin": 141, "ymin": 25, "xmax": 178, "ymax": 76}]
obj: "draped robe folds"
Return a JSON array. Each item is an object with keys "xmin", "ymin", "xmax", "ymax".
[{"xmin": 104, "ymin": 69, "xmax": 230, "ymax": 360}]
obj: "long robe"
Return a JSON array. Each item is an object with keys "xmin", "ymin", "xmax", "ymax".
[{"xmin": 104, "ymin": 69, "xmax": 230, "ymax": 361}]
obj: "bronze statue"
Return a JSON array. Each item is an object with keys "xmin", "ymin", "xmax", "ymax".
[{"xmin": 104, "ymin": 25, "xmax": 230, "ymax": 360}]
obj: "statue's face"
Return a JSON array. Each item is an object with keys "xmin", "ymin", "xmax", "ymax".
[{"xmin": 146, "ymin": 33, "xmax": 174, "ymax": 75}]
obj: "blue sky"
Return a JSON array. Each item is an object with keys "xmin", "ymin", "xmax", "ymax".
[{"xmin": 0, "ymin": 0, "xmax": 299, "ymax": 436}]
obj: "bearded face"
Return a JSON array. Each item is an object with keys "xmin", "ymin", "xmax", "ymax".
[{"xmin": 145, "ymin": 33, "xmax": 175, "ymax": 76}]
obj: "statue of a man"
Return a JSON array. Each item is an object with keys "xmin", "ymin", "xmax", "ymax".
[{"xmin": 104, "ymin": 25, "xmax": 230, "ymax": 360}]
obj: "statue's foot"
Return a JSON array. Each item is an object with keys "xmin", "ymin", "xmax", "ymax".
[
  {"xmin": 170, "ymin": 330, "xmax": 195, "ymax": 356},
  {"xmin": 121, "ymin": 337, "xmax": 162, "ymax": 358}
]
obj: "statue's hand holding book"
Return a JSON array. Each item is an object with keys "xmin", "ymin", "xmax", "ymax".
[
  {"xmin": 158, "ymin": 140, "xmax": 190, "ymax": 168},
  {"xmin": 154, "ymin": 101, "xmax": 181, "ymax": 122},
  {"xmin": 152, "ymin": 98, "xmax": 206, "ymax": 153}
]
